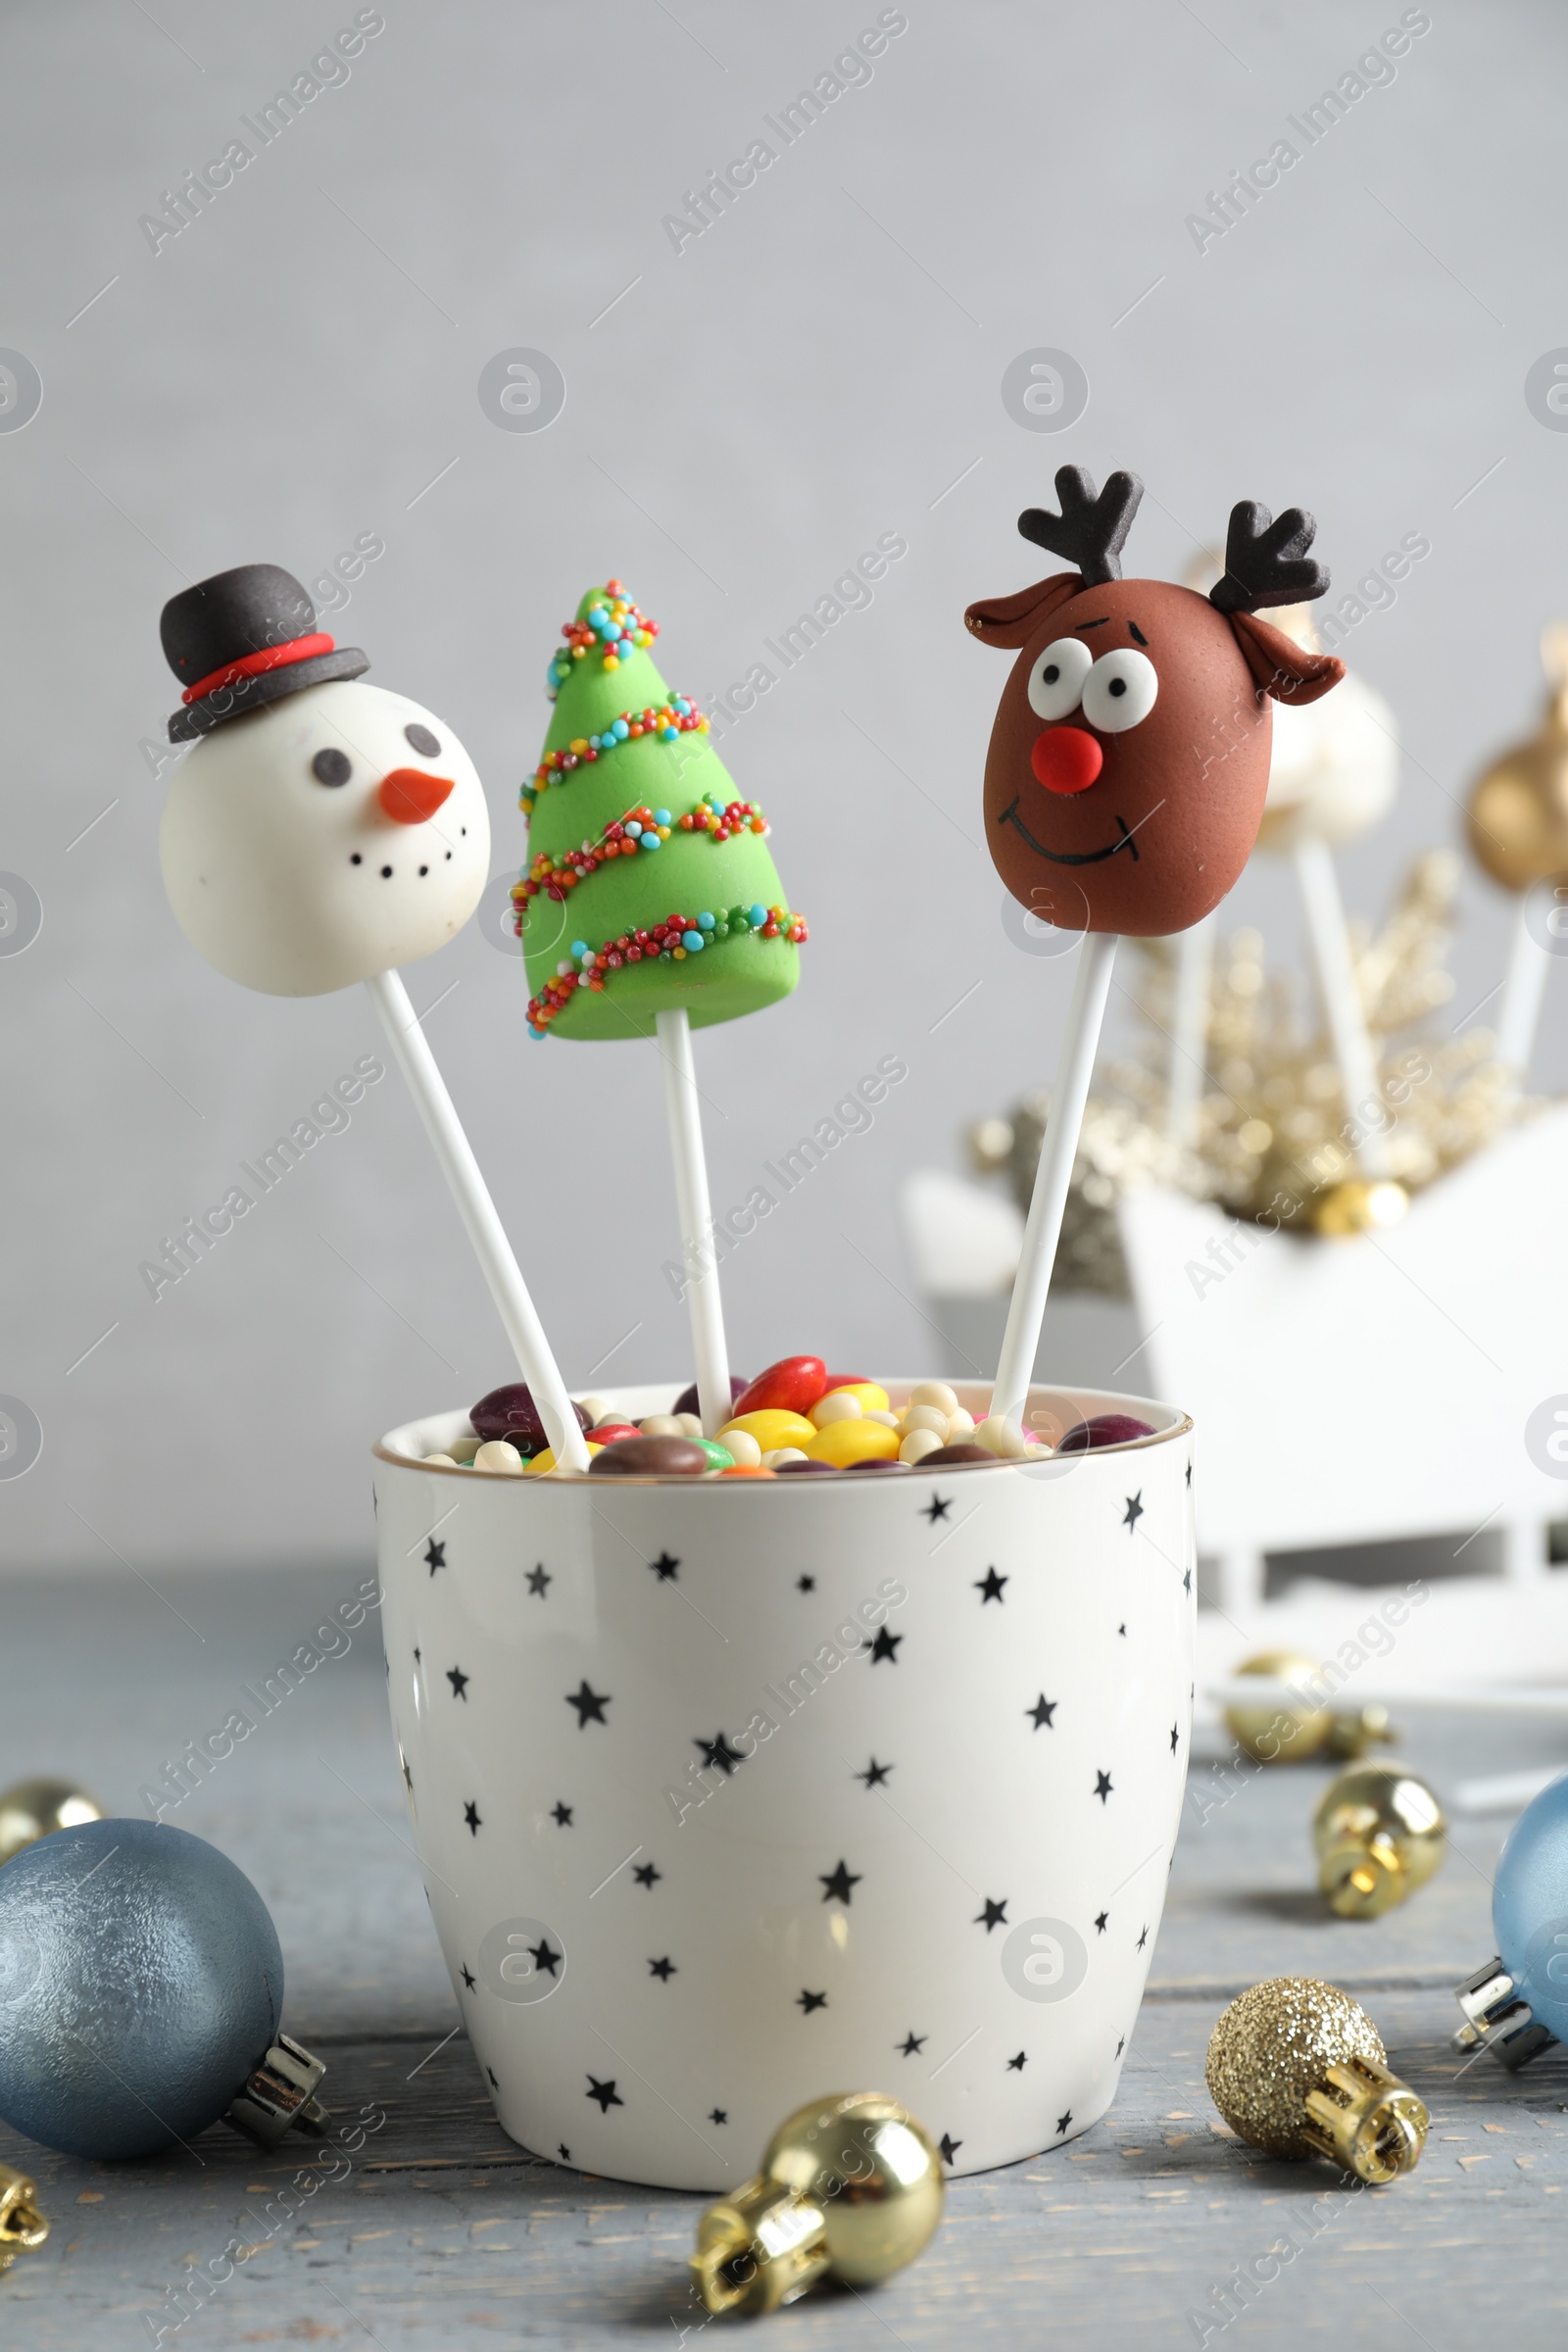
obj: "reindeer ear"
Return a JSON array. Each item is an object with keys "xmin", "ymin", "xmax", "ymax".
[
  {"xmin": 963, "ymin": 572, "xmax": 1081, "ymax": 651},
  {"xmin": 1229, "ymin": 611, "xmax": 1346, "ymax": 707}
]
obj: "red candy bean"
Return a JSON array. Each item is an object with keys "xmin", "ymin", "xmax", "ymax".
[
  {"xmin": 732, "ymin": 1356, "xmax": 828, "ymax": 1418},
  {"xmin": 821, "ymin": 1374, "xmax": 869, "ymax": 1395},
  {"xmin": 471, "ymin": 1384, "xmax": 591, "ymax": 1458},
  {"xmin": 588, "ymin": 1423, "xmax": 642, "ymax": 1448}
]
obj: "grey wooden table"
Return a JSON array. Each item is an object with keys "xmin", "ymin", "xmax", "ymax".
[{"xmin": 3, "ymin": 1566, "xmax": 1566, "ymax": 2349}]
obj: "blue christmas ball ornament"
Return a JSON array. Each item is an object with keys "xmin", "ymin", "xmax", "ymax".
[
  {"xmin": 0, "ymin": 1819, "xmax": 319, "ymax": 2161},
  {"xmin": 1494, "ymin": 1769, "xmax": 1568, "ymax": 2044}
]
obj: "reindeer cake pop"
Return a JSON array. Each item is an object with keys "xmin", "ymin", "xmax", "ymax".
[
  {"xmin": 966, "ymin": 467, "xmax": 1344, "ymax": 1424},
  {"xmin": 156, "ymin": 564, "xmax": 587, "ymax": 1470}
]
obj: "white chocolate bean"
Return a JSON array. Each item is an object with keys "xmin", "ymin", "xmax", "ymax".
[
  {"xmin": 899, "ymin": 1427, "xmax": 945, "ymax": 1464},
  {"xmin": 910, "ymin": 1381, "xmax": 959, "ymax": 1416},
  {"xmin": 900, "ymin": 1404, "xmax": 950, "ymax": 1439},
  {"xmin": 809, "ymin": 1392, "xmax": 862, "ymax": 1428},
  {"xmin": 639, "ymin": 1414, "xmax": 684, "ymax": 1436},
  {"xmin": 449, "ymin": 1437, "xmax": 480, "ymax": 1463},
  {"xmin": 973, "ymin": 1414, "xmax": 1030, "ymax": 1458},
  {"xmin": 473, "ymin": 1440, "xmax": 525, "ymax": 1474},
  {"xmin": 721, "ymin": 1427, "xmax": 762, "ymax": 1467},
  {"xmin": 422, "ymin": 1453, "xmax": 459, "ymax": 1468},
  {"xmin": 676, "ymin": 1412, "xmax": 705, "ymax": 1439},
  {"xmin": 862, "ymin": 1409, "xmax": 900, "ymax": 1429},
  {"xmin": 576, "ymin": 1396, "xmax": 612, "ymax": 1427},
  {"xmin": 946, "ymin": 1407, "xmax": 976, "ymax": 1439},
  {"xmin": 763, "ymin": 1447, "xmax": 809, "ymax": 1468}
]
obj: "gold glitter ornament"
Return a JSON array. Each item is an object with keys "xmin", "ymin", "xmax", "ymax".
[
  {"xmin": 1206, "ymin": 1978, "xmax": 1427, "ymax": 2181},
  {"xmin": 0, "ymin": 1778, "xmax": 103, "ymax": 1869},
  {"xmin": 690, "ymin": 2091, "xmax": 944, "ymax": 2316},
  {"xmin": 1313, "ymin": 1765, "xmax": 1446, "ymax": 1918},
  {"xmin": 0, "ymin": 2167, "xmax": 48, "ymax": 2278},
  {"xmin": 1467, "ymin": 624, "xmax": 1568, "ymax": 892}
]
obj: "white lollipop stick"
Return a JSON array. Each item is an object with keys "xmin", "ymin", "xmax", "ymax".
[
  {"xmin": 993, "ymin": 931, "xmax": 1118, "ymax": 1430},
  {"xmin": 656, "ymin": 1006, "xmax": 732, "ymax": 1437},
  {"xmin": 1165, "ymin": 910, "xmax": 1214, "ymax": 1147},
  {"xmin": 1496, "ymin": 899, "xmax": 1550, "ymax": 1077},
  {"xmin": 366, "ymin": 969, "xmax": 589, "ymax": 1472},
  {"xmin": 1292, "ymin": 837, "xmax": 1392, "ymax": 1182}
]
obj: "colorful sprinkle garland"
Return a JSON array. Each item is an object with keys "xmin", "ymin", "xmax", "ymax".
[
  {"xmin": 521, "ymin": 699, "xmax": 709, "ymax": 814},
  {"xmin": 513, "ymin": 796, "xmax": 769, "ymax": 911},
  {"xmin": 526, "ymin": 904, "xmax": 809, "ymax": 1036},
  {"xmin": 547, "ymin": 582, "xmax": 659, "ymax": 698}
]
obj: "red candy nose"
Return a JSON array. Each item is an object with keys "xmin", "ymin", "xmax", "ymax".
[
  {"xmin": 379, "ymin": 767, "xmax": 455, "ymax": 824},
  {"xmin": 1030, "ymin": 726, "xmax": 1102, "ymax": 795}
]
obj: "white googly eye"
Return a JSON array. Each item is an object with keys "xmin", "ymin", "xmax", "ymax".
[
  {"xmin": 1026, "ymin": 636, "xmax": 1093, "ymax": 721},
  {"xmin": 1081, "ymin": 647, "xmax": 1158, "ymax": 734}
]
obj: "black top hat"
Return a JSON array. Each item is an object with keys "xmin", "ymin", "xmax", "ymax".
[{"xmin": 161, "ymin": 564, "xmax": 368, "ymax": 741}]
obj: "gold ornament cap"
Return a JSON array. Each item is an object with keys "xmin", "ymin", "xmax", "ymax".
[
  {"xmin": 690, "ymin": 2091, "xmax": 944, "ymax": 2317},
  {"xmin": 1206, "ymin": 1978, "xmax": 1427, "ymax": 2183},
  {"xmin": 1313, "ymin": 1764, "xmax": 1446, "ymax": 1918},
  {"xmin": 0, "ymin": 1778, "xmax": 103, "ymax": 1870},
  {"xmin": 0, "ymin": 2166, "xmax": 48, "ymax": 2278}
]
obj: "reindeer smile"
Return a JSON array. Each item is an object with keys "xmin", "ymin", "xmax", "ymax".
[{"xmin": 998, "ymin": 798, "xmax": 1140, "ymax": 866}]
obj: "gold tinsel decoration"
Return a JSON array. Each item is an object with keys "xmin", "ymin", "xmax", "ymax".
[{"xmin": 970, "ymin": 853, "xmax": 1532, "ymax": 1290}]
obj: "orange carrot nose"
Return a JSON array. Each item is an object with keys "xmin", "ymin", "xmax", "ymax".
[{"xmin": 378, "ymin": 767, "xmax": 455, "ymax": 824}]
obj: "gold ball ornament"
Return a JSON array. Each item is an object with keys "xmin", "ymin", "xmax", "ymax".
[
  {"xmin": 0, "ymin": 2167, "xmax": 48, "ymax": 2278},
  {"xmin": 1313, "ymin": 1764, "xmax": 1446, "ymax": 1918},
  {"xmin": 0, "ymin": 1777, "xmax": 103, "ymax": 1869},
  {"xmin": 1206, "ymin": 1978, "xmax": 1427, "ymax": 2182},
  {"xmin": 1467, "ymin": 624, "xmax": 1568, "ymax": 892},
  {"xmin": 1310, "ymin": 1178, "xmax": 1408, "ymax": 1238},
  {"xmin": 691, "ymin": 2091, "xmax": 944, "ymax": 2317},
  {"xmin": 1224, "ymin": 1651, "xmax": 1336, "ymax": 1763}
]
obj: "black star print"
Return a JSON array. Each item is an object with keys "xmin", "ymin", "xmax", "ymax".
[
  {"xmin": 974, "ymin": 1567, "xmax": 1007, "ymax": 1604},
  {"xmin": 696, "ymin": 1731, "xmax": 746, "ymax": 1776},
  {"xmin": 922, "ymin": 1494, "xmax": 952, "ymax": 1524},
  {"xmin": 586, "ymin": 2075, "xmax": 623, "ymax": 2113},
  {"xmin": 938, "ymin": 2132, "xmax": 961, "ymax": 2164},
  {"xmin": 648, "ymin": 1550, "xmax": 680, "ymax": 1582},
  {"xmin": 632, "ymin": 1862, "xmax": 662, "ymax": 1888},
  {"xmin": 1185, "ymin": 1460, "xmax": 1193, "ymax": 1488},
  {"xmin": 1170, "ymin": 1723, "xmax": 1180, "ymax": 1754},
  {"xmin": 1094, "ymin": 1771, "xmax": 1113, "ymax": 1803},
  {"xmin": 401, "ymin": 1753, "xmax": 413, "ymax": 1791},
  {"xmin": 1115, "ymin": 2036, "xmax": 1125, "ymax": 2059},
  {"xmin": 975, "ymin": 1897, "xmax": 1007, "ymax": 1933},
  {"xmin": 527, "ymin": 1564, "xmax": 552, "ymax": 1596},
  {"xmin": 1117, "ymin": 1623, "xmax": 1127, "ymax": 1637},
  {"xmin": 558, "ymin": 2142, "xmax": 570, "ymax": 2161},
  {"xmin": 464, "ymin": 1800, "xmax": 481, "ymax": 1835},
  {"xmin": 797, "ymin": 1574, "xmax": 815, "ymax": 1592},
  {"xmin": 424, "ymin": 1538, "xmax": 446, "ymax": 1574},
  {"xmin": 1055, "ymin": 2110, "xmax": 1072, "ymax": 2136},
  {"xmin": 1006, "ymin": 2051, "xmax": 1027, "ymax": 2072},
  {"xmin": 1183, "ymin": 1566, "xmax": 1193, "ymax": 1594},
  {"xmin": 1137, "ymin": 1925, "xmax": 1149, "ymax": 1951},
  {"xmin": 530, "ymin": 1937, "xmax": 562, "ymax": 1977},
  {"xmin": 648, "ymin": 1956, "xmax": 677, "ymax": 1982},
  {"xmin": 566, "ymin": 1681, "xmax": 611, "ymax": 1728},
  {"xmin": 551, "ymin": 1801, "xmax": 572, "ymax": 1827},
  {"xmin": 487, "ymin": 2068, "xmax": 499, "ymax": 2089},
  {"xmin": 1123, "ymin": 1492, "xmax": 1144, "ymax": 1532},
  {"xmin": 798, "ymin": 1989, "xmax": 828, "ymax": 2014},
  {"xmin": 413, "ymin": 1646, "xmax": 421, "ymax": 1664},
  {"xmin": 857, "ymin": 1758, "xmax": 893, "ymax": 1788},
  {"xmin": 710, "ymin": 2109, "xmax": 727, "ymax": 2126},
  {"xmin": 819, "ymin": 1860, "xmax": 861, "ymax": 1905},
  {"xmin": 1027, "ymin": 1694, "xmax": 1057, "ymax": 1730},
  {"xmin": 1094, "ymin": 1911, "xmax": 1108, "ymax": 1935},
  {"xmin": 868, "ymin": 1626, "xmax": 903, "ymax": 1665},
  {"xmin": 447, "ymin": 1666, "xmax": 469, "ymax": 1699},
  {"xmin": 461, "ymin": 1965, "xmax": 475, "ymax": 1990},
  {"xmin": 898, "ymin": 2032, "xmax": 927, "ymax": 2056}
]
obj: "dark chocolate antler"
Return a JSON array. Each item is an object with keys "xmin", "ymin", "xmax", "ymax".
[
  {"xmin": 1017, "ymin": 466, "xmax": 1144, "ymax": 589},
  {"xmin": 1209, "ymin": 501, "xmax": 1330, "ymax": 614}
]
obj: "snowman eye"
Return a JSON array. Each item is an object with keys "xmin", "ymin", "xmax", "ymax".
[
  {"xmin": 312, "ymin": 749, "xmax": 352, "ymax": 786},
  {"xmin": 1026, "ymin": 637, "xmax": 1092, "ymax": 721},
  {"xmin": 405, "ymin": 724, "xmax": 441, "ymax": 757},
  {"xmin": 1081, "ymin": 648, "xmax": 1158, "ymax": 734}
]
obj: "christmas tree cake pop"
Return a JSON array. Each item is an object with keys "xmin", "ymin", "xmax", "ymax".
[{"xmin": 514, "ymin": 583, "xmax": 806, "ymax": 1040}]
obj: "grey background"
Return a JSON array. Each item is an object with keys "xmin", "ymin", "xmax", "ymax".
[{"xmin": 3, "ymin": 0, "xmax": 1563, "ymax": 1570}]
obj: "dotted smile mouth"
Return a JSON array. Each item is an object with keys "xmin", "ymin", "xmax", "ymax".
[{"xmin": 999, "ymin": 800, "xmax": 1141, "ymax": 866}]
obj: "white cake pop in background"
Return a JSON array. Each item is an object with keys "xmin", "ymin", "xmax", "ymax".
[
  {"xmin": 161, "ymin": 678, "xmax": 490, "ymax": 996},
  {"xmin": 1255, "ymin": 606, "xmax": 1397, "ymax": 852}
]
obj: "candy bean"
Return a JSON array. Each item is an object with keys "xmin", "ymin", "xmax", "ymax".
[
  {"xmin": 946, "ymin": 1407, "xmax": 976, "ymax": 1439},
  {"xmin": 639, "ymin": 1414, "xmax": 685, "ymax": 1437},
  {"xmin": 588, "ymin": 1435, "xmax": 710, "ymax": 1478},
  {"xmin": 720, "ymin": 1427, "xmax": 762, "ymax": 1467},
  {"xmin": 732, "ymin": 1356, "xmax": 828, "ymax": 1418},
  {"xmin": 450, "ymin": 1436, "xmax": 481, "ymax": 1463},
  {"xmin": 1056, "ymin": 1413, "xmax": 1155, "ymax": 1453},
  {"xmin": 422, "ymin": 1453, "xmax": 459, "ymax": 1468},
  {"xmin": 525, "ymin": 1442, "xmax": 604, "ymax": 1475},
  {"xmin": 719, "ymin": 1464, "xmax": 775, "ymax": 1478},
  {"xmin": 823, "ymin": 1380, "xmax": 890, "ymax": 1414},
  {"xmin": 589, "ymin": 1422, "xmax": 642, "ymax": 1448},
  {"xmin": 675, "ymin": 1413, "xmax": 705, "ymax": 1439},
  {"xmin": 909, "ymin": 1381, "xmax": 959, "ymax": 1416},
  {"xmin": 917, "ymin": 1443, "xmax": 995, "ymax": 1468},
  {"xmin": 900, "ymin": 1405, "xmax": 950, "ymax": 1439},
  {"xmin": 808, "ymin": 1418, "xmax": 901, "ymax": 1469},
  {"xmin": 762, "ymin": 1447, "xmax": 808, "ymax": 1468},
  {"xmin": 473, "ymin": 1440, "xmax": 526, "ymax": 1474},
  {"xmin": 821, "ymin": 1372, "xmax": 869, "ymax": 1394},
  {"xmin": 471, "ymin": 1383, "xmax": 591, "ymax": 1456},
  {"xmin": 862, "ymin": 1409, "xmax": 900, "ymax": 1429},
  {"xmin": 719, "ymin": 1409, "xmax": 817, "ymax": 1454},
  {"xmin": 774, "ymin": 1456, "xmax": 840, "ymax": 1475},
  {"xmin": 973, "ymin": 1415, "xmax": 1031, "ymax": 1459},
  {"xmin": 694, "ymin": 1439, "xmax": 737, "ymax": 1470},
  {"xmin": 809, "ymin": 1392, "xmax": 862, "ymax": 1430},
  {"xmin": 846, "ymin": 1457, "xmax": 909, "ymax": 1474},
  {"xmin": 673, "ymin": 1375, "xmax": 749, "ymax": 1419},
  {"xmin": 899, "ymin": 1428, "xmax": 945, "ymax": 1464},
  {"xmin": 577, "ymin": 1396, "xmax": 614, "ymax": 1427}
]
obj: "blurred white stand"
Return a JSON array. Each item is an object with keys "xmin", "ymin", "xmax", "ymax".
[
  {"xmin": 1293, "ymin": 838, "xmax": 1393, "ymax": 1180},
  {"xmin": 1165, "ymin": 914, "xmax": 1214, "ymax": 1148},
  {"xmin": 1497, "ymin": 901, "xmax": 1551, "ymax": 1077}
]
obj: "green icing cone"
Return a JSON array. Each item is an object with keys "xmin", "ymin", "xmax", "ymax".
[{"xmin": 516, "ymin": 584, "xmax": 806, "ymax": 1042}]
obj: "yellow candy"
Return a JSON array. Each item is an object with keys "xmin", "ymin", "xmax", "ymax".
[
  {"xmin": 524, "ymin": 1442, "xmax": 603, "ymax": 1475},
  {"xmin": 808, "ymin": 1418, "xmax": 901, "ymax": 1469},
  {"xmin": 718, "ymin": 1409, "xmax": 817, "ymax": 1454},
  {"xmin": 826, "ymin": 1381, "xmax": 890, "ymax": 1414}
]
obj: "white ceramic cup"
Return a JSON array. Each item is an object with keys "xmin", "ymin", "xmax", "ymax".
[{"xmin": 375, "ymin": 1380, "xmax": 1194, "ymax": 2190}]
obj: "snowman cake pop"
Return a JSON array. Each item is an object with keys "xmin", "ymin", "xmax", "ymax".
[
  {"xmin": 160, "ymin": 565, "xmax": 490, "ymax": 995},
  {"xmin": 155, "ymin": 564, "xmax": 587, "ymax": 1471}
]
